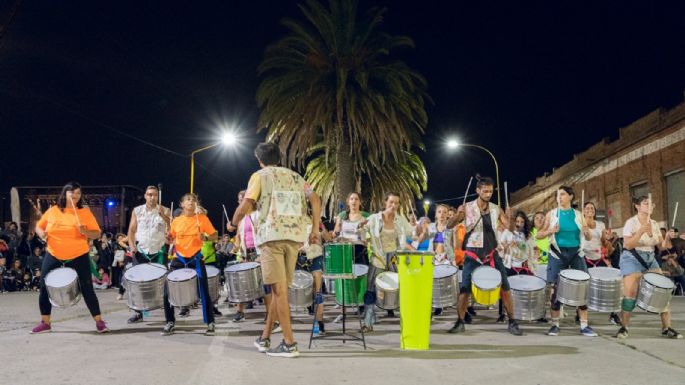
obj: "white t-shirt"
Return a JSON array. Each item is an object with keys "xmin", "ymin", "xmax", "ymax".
[
  {"xmin": 499, "ymin": 229, "xmax": 534, "ymax": 269},
  {"xmin": 581, "ymin": 221, "xmax": 605, "ymax": 260},
  {"xmin": 622, "ymin": 216, "xmax": 662, "ymax": 253}
]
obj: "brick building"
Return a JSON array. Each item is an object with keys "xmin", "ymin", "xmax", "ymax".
[{"xmin": 510, "ymin": 94, "xmax": 685, "ymax": 235}]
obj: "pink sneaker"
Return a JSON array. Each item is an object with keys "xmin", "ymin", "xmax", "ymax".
[
  {"xmin": 31, "ymin": 321, "xmax": 52, "ymax": 334},
  {"xmin": 95, "ymin": 320, "xmax": 109, "ymax": 333}
]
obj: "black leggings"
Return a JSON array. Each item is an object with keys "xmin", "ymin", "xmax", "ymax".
[{"xmin": 39, "ymin": 252, "xmax": 101, "ymax": 317}]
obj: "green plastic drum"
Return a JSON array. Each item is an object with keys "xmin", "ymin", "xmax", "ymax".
[
  {"xmin": 324, "ymin": 243, "xmax": 354, "ymax": 276},
  {"xmin": 335, "ymin": 264, "xmax": 368, "ymax": 306},
  {"xmin": 397, "ymin": 251, "xmax": 434, "ymax": 350}
]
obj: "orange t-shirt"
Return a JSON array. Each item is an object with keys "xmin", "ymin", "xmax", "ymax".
[
  {"xmin": 170, "ymin": 214, "xmax": 217, "ymax": 258},
  {"xmin": 37, "ymin": 205, "xmax": 101, "ymax": 260}
]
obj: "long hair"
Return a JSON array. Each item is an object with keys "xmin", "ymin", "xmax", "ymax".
[
  {"xmin": 515, "ymin": 210, "xmax": 531, "ymax": 239},
  {"xmin": 57, "ymin": 181, "xmax": 84, "ymax": 212}
]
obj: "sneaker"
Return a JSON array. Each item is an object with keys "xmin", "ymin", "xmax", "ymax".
[
  {"xmin": 232, "ymin": 311, "xmax": 245, "ymax": 323},
  {"xmin": 464, "ymin": 312, "xmax": 473, "ymax": 324},
  {"xmin": 30, "ymin": 321, "xmax": 51, "ymax": 334},
  {"xmin": 536, "ymin": 317, "xmax": 549, "ymax": 323},
  {"xmin": 609, "ymin": 313, "xmax": 621, "ymax": 326},
  {"xmin": 266, "ymin": 340, "xmax": 300, "ymax": 358},
  {"xmin": 179, "ymin": 308, "xmax": 190, "ymax": 317},
  {"xmin": 246, "ymin": 302, "xmax": 254, "ymax": 309},
  {"xmin": 205, "ymin": 322, "xmax": 215, "ymax": 336},
  {"xmin": 580, "ymin": 326, "xmax": 598, "ymax": 337},
  {"xmin": 662, "ymin": 327, "xmax": 683, "ymax": 339},
  {"xmin": 254, "ymin": 336, "xmax": 270, "ymax": 352},
  {"xmin": 213, "ymin": 306, "xmax": 223, "ymax": 316},
  {"xmin": 508, "ymin": 321, "xmax": 523, "ymax": 336},
  {"xmin": 615, "ymin": 326, "xmax": 628, "ymax": 339},
  {"xmin": 467, "ymin": 306, "xmax": 477, "ymax": 316},
  {"xmin": 333, "ymin": 314, "xmax": 344, "ymax": 323},
  {"xmin": 387, "ymin": 310, "xmax": 395, "ymax": 318},
  {"xmin": 272, "ymin": 321, "xmax": 282, "ymax": 334},
  {"xmin": 361, "ymin": 325, "xmax": 373, "ymax": 333},
  {"xmin": 95, "ymin": 320, "xmax": 109, "ymax": 333},
  {"xmin": 307, "ymin": 305, "xmax": 314, "ymax": 315},
  {"xmin": 547, "ymin": 325, "xmax": 560, "ymax": 336},
  {"xmin": 116, "ymin": 294, "xmax": 124, "ymax": 301},
  {"xmin": 448, "ymin": 319, "xmax": 465, "ymax": 334},
  {"xmin": 496, "ymin": 314, "xmax": 506, "ymax": 323},
  {"xmin": 161, "ymin": 322, "xmax": 175, "ymax": 336},
  {"xmin": 433, "ymin": 308, "xmax": 443, "ymax": 316},
  {"xmin": 127, "ymin": 312, "xmax": 144, "ymax": 324}
]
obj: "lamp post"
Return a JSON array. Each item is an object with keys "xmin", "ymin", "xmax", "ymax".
[
  {"xmin": 446, "ymin": 139, "xmax": 501, "ymax": 206},
  {"xmin": 190, "ymin": 132, "xmax": 238, "ymax": 193}
]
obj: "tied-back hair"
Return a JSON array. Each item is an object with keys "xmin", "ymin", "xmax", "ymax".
[
  {"xmin": 632, "ymin": 195, "xmax": 649, "ymax": 212},
  {"xmin": 57, "ymin": 181, "xmax": 84, "ymax": 212},
  {"xmin": 558, "ymin": 185, "xmax": 574, "ymax": 199},
  {"xmin": 475, "ymin": 174, "xmax": 494, "ymax": 188},
  {"xmin": 384, "ymin": 191, "xmax": 400, "ymax": 202}
]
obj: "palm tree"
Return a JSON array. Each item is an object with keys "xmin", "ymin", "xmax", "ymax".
[{"xmin": 257, "ymin": 0, "xmax": 429, "ymax": 206}]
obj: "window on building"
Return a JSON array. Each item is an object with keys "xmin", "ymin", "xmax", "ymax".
[
  {"xmin": 606, "ymin": 193, "xmax": 622, "ymax": 229},
  {"xmin": 629, "ymin": 181, "xmax": 649, "ymax": 201},
  {"xmin": 666, "ymin": 170, "xmax": 685, "ymax": 230}
]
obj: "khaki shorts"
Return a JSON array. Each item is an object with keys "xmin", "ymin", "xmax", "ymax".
[{"xmin": 258, "ymin": 240, "xmax": 301, "ymax": 285}]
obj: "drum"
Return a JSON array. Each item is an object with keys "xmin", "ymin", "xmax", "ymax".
[
  {"xmin": 120, "ymin": 262, "xmax": 134, "ymax": 290},
  {"xmin": 206, "ymin": 265, "xmax": 221, "ymax": 304},
  {"xmin": 224, "ymin": 262, "xmax": 265, "ymax": 303},
  {"xmin": 123, "ymin": 263, "xmax": 167, "ymax": 311},
  {"xmin": 167, "ymin": 268, "xmax": 198, "ymax": 307},
  {"xmin": 534, "ymin": 264, "xmax": 548, "ymax": 282},
  {"xmin": 325, "ymin": 277, "xmax": 336, "ymax": 294},
  {"xmin": 288, "ymin": 270, "xmax": 314, "ymax": 308},
  {"xmin": 335, "ymin": 264, "xmax": 368, "ymax": 306},
  {"xmin": 509, "ymin": 275, "xmax": 547, "ymax": 320},
  {"xmin": 636, "ymin": 273, "xmax": 674, "ymax": 313},
  {"xmin": 397, "ymin": 251, "xmax": 434, "ymax": 350},
  {"xmin": 375, "ymin": 271, "xmax": 399, "ymax": 310},
  {"xmin": 432, "ymin": 264, "xmax": 459, "ymax": 308},
  {"xmin": 324, "ymin": 243, "xmax": 354, "ymax": 277},
  {"xmin": 587, "ymin": 267, "xmax": 623, "ymax": 312},
  {"xmin": 471, "ymin": 266, "xmax": 502, "ymax": 306},
  {"xmin": 556, "ymin": 269, "xmax": 590, "ymax": 306},
  {"xmin": 45, "ymin": 267, "xmax": 81, "ymax": 307}
]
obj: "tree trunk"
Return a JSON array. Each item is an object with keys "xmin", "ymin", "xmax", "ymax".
[{"xmin": 335, "ymin": 135, "xmax": 356, "ymax": 213}]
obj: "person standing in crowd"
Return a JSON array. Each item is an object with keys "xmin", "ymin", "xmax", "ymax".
[
  {"xmin": 231, "ymin": 142, "xmax": 321, "ymax": 358},
  {"xmin": 429, "ymin": 204, "xmax": 455, "ymax": 316},
  {"xmin": 0, "ymin": 256, "xmax": 6, "ymax": 292},
  {"xmin": 0, "ymin": 221, "xmax": 21, "ymax": 266},
  {"xmin": 28, "ymin": 246, "xmax": 45, "ymax": 272},
  {"xmin": 125, "ymin": 185, "xmax": 171, "ymax": 323},
  {"xmin": 334, "ymin": 192, "xmax": 370, "ymax": 265},
  {"xmin": 30, "ymin": 182, "xmax": 109, "ymax": 334}
]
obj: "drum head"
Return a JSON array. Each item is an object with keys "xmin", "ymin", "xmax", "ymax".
[
  {"xmin": 376, "ymin": 272, "xmax": 399, "ymax": 290},
  {"xmin": 225, "ymin": 261, "xmax": 259, "ymax": 273},
  {"xmin": 45, "ymin": 267, "xmax": 78, "ymax": 287},
  {"xmin": 124, "ymin": 263, "xmax": 166, "ymax": 282},
  {"xmin": 509, "ymin": 275, "xmax": 546, "ymax": 291},
  {"xmin": 560, "ymin": 269, "xmax": 590, "ymax": 281},
  {"xmin": 534, "ymin": 264, "xmax": 548, "ymax": 281},
  {"xmin": 588, "ymin": 267, "xmax": 621, "ymax": 281},
  {"xmin": 353, "ymin": 264, "xmax": 369, "ymax": 277},
  {"xmin": 290, "ymin": 270, "xmax": 313, "ymax": 288},
  {"xmin": 472, "ymin": 266, "xmax": 502, "ymax": 290},
  {"xmin": 205, "ymin": 265, "xmax": 220, "ymax": 278},
  {"xmin": 643, "ymin": 273, "xmax": 675, "ymax": 289},
  {"xmin": 167, "ymin": 268, "xmax": 197, "ymax": 282},
  {"xmin": 433, "ymin": 264, "xmax": 458, "ymax": 279}
]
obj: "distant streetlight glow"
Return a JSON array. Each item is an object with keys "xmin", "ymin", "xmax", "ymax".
[
  {"xmin": 221, "ymin": 132, "xmax": 239, "ymax": 146},
  {"xmin": 190, "ymin": 131, "xmax": 241, "ymax": 193},
  {"xmin": 443, "ymin": 137, "xmax": 501, "ymax": 206},
  {"xmin": 446, "ymin": 138, "xmax": 459, "ymax": 149}
]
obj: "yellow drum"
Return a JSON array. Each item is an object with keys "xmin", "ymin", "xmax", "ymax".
[
  {"xmin": 471, "ymin": 265, "xmax": 502, "ymax": 306},
  {"xmin": 397, "ymin": 251, "xmax": 434, "ymax": 351}
]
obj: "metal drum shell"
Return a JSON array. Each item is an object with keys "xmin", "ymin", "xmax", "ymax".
[
  {"xmin": 587, "ymin": 267, "xmax": 623, "ymax": 312},
  {"xmin": 288, "ymin": 270, "xmax": 314, "ymax": 308},
  {"xmin": 556, "ymin": 269, "xmax": 590, "ymax": 307},
  {"xmin": 224, "ymin": 262, "xmax": 265, "ymax": 303},
  {"xmin": 432, "ymin": 265, "xmax": 459, "ymax": 308},
  {"xmin": 636, "ymin": 273, "xmax": 674, "ymax": 313},
  {"xmin": 509, "ymin": 275, "xmax": 547, "ymax": 321},
  {"xmin": 124, "ymin": 263, "xmax": 167, "ymax": 311},
  {"xmin": 206, "ymin": 265, "xmax": 221, "ymax": 304},
  {"xmin": 45, "ymin": 267, "xmax": 82, "ymax": 308},
  {"xmin": 324, "ymin": 243, "xmax": 354, "ymax": 277},
  {"xmin": 167, "ymin": 268, "xmax": 199, "ymax": 307},
  {"xmin": 471, "ymin": 266, "xmax": 502, "ymax": 306},
  {"xmin": 335, "ymin": 264, "xmax": 368, "ymax": 306},
  {"xmin": 375, "ymin": 271, "xmax": 400, "ymax": 310}
]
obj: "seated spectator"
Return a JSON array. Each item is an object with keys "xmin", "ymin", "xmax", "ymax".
[
  {"xmin": 28, "ymin": 246, "xmax": 44, "ymax": 272},
  {"xmin": 3, "ymin": 259, "xmax": 20, "ymax": 292},
  {"xmin": 92, "ymin": 267, "xmax": 111, "ymax": 290},
  {"xmin": 30, "ymin": 269, "xmax": 41, "ymax": 291},
  {"xmin": 21, "ymin": 272, "xmax": 31, "ymax": 291}
]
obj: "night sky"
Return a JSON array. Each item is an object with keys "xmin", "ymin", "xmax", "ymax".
[{"xmin": 2, "ymin": 0, "xmax": 685, "ymax": 226}]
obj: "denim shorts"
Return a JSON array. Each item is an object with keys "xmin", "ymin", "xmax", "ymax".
[
  {"xmin": 547, "ymin": 246, "xmax": 587, "ymax": 285},
  {"xmin": 619, "ymin": 249, "xmax": 660, "ymax": 276}
]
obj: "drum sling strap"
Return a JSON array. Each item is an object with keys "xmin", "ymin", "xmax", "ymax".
[
  {"xmin": 464, "ymin": 249, "xmax": 497, "ymax": 268},
  {"xmin": 62, "ymin": 256, "xmax": 101, "ymax": 280},
  {"xmin": 626, "ymin": 249, "xmax": 651, "ymax": 271},
  {"xmin": 175, "ymin": 252, "xmax": 210, "ymax": 324}
]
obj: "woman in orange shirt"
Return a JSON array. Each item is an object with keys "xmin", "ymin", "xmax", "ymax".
[
  {"xmin": 31, "ymin": 182, "xmax": 108, "ymax": 334},
  {"xmin": 162, "ymin": 193, "xmax": 218, "ymax": 336}
]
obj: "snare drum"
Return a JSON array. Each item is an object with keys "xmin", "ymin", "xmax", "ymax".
[
  {"xmin": 471, "ymin": 266, "xmax": 502, "ymax": 306},
  {"xmin": 224, "ymin": 262, "xmax": 265, "ymax": 303},
  {"xmin": 45, "ymin": 267, "xmax": 81, "ymax": 307},
  {"xmin": 167, "ymin": 268, "xmax": 199, "ymax": 307},
  {"xmin": 205, "ymin": 265, "xmax": 221, "ymax": 304},
  {"xmin": 556, "ymin": 269, "xmax": 590, "ymax": 306},
  {"xmin": 124, "ymin": 263, "xmax": 167, "ymax": 311},
  {"xmin": 636, "ymin": 273, "xmax": 674, "ymax": 313},
  {"xmin": 324, "ymin": 243, "xmax": 354, "ymax": 277},
  {"xmin": 509, "ymin": 275, "xmax": 547, "ymax": 320},
  {"xmin": 335, "ymin": 264, "xmax": 368, "ymax": 306},
  {"xmin": 587, "ymin": 267, "xmax": 622, "ymax": 312},
  {"xmin": 375, "ymin": 271, "xmax": 399, "ymax": 310},
  {"xmin": 432, "ymin": 264, "xmax": 459, "ymax": 308},
  {"xmin": 288, "ymin": 270, "xmax": 314, "ymax": 308}
]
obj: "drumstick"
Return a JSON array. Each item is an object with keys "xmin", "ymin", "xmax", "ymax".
[
  {"xmin": 581, "ymin": 189, "xmax": 585, "ymax": 226},
  {"xmin": 673, "ymin": 202, "xmax": 679, "ymax": 228},
  {"xmin": 504, "ymin": 181, "xmax": 509, "ymax": 209},
  {"xmin": 68, "ymin": 195, "xmax": 82, "ymax": 228},
  {"xmin": 222, "ymin": 204, "xmax": 230, "ymax": 224},
  {"xmin": 648, "ymin": 193, "xmax": 653, "ymax": 237},
  {"xmin": 556, "ymin": 189, "xmax": 561, "ymax": 219},
  {"xmin": 462, "ymin": 176, "xmax": 473, "ymax": 207}
]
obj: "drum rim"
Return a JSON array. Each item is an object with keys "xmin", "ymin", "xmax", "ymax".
[
  {"xmin": 224, "ymin": 262, "xmax": 260, "ymax": 272},
  {"xmin": 642, "ymin": 272, "xmax": 675, "ymax": 289},
  {"xmin": 433, "ymin": 264, "xmax": 458, "ymax": 279},
  {"xmin": 395, "ymin": 250, "xmax": 435, "ymax": 256},
  {"xmin": 167, "ymin": 268, "xmax": 197, "ymax": 282},
  {"xmin": 45, "ymin": 267, "xmax": 78, "ymax": 281},
  {"xmin": 124, "ymin": 263, "xmax": 168, "ymax": 282},
  {"xmin": 325, "ymin": 242, "xmax": 355, "ymax": 247},
  {"xmin": 559, "ymin": 269, "xmax": 591, "ymax": 281},
  {"xmin": 508, "ymin": 275, "xmax": 546, "ymax": 291},
  {"xmin": 375, "ymin": 272, "xmax": 399, "ymax": 292}
]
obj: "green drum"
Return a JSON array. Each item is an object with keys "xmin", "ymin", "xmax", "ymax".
[
  {"xmin": 335, "ymin": 264, "xmax": 368, "ymax": 306},
  {"xmin": 324, "ymin": 243, "xmax": 354, "ymax": 277}
]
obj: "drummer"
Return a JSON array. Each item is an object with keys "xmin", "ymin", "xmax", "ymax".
[
  {"xmin": 31, "ymin": 182, "xmax": 109, "ymax": 334},
  {"xmin": 162, "ymin": 193, "xmax": 218, "ymax": 336},
  {"xmin": 536, "ymin": 186, "xmax": 597, "ymax": 337},
  {"xmin": 361, "ymin": 192, "xmax": 427, "ymax": 332},
  {"xmin": 298, "ymin": 221, "xmax": 326, "ymax": 335},
  {"xmin": 198, "ymin": 206, "xmax": 223, "ymax": 317},
  {"xmin": 333, "ymin": 192, "xmax": 370, "ymax": 265},
  {"xmin": 429, "ymin": 204, "xmax": 455, "ymax": 316},
  {"xmin": 614, "ymin": 195, "xmax": 682, "ymax": 339},
  {"xmin": 126, "ymin": 185, "xmax": 171, "ymax": 324},
  {"xmin": 446, "ymin": 176, "xmax": 522, "ymax": 336}
]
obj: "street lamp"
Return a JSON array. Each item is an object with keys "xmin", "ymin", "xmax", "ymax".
[
  {"xmin": 445, "ymin": 138, "xmax": 501, "ymax": 206},
  {"xmin": 190, "ymin": 132, "xmax": 239, "ymax": 193}
]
